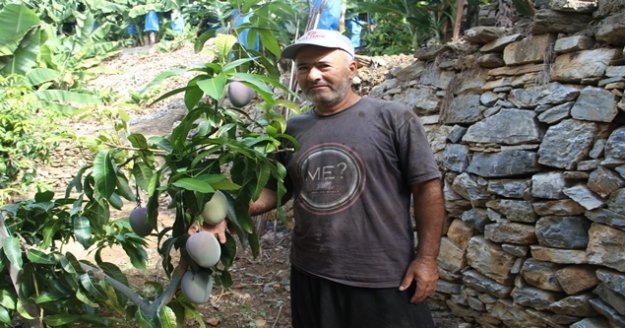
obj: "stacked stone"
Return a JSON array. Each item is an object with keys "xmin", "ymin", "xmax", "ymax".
[{"xmin": 368, "ymin": 5, "xmax": 625, "ymax": 328}]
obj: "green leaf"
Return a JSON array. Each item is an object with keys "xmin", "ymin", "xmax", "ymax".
[
  {"xmin": 34, "ymin": 190, "xmax": 55, "ymax": 202},
  {"xmin": 229, "ymin": 72, "xmax": 273, "ymax": 101},
  {"xmin": 135, "ymin": 309, "xmax": 158, "ymax": 328},
  {"xmin": 220, "ymin": 270, "xmax": 233, "ymax": 288},
  {"xmin": 98, "ymin": 262, "xmax": 128, "ymax": 286},
  {"xmin": 167, "ymin": 302, "xmax": 186, "ymax": 327},
  {"xmin": 194, "ymin": 29, "xmax": 216, "ymax": 53},
  {"xmin": 184, "ymin": 77, "xmax": 204, "ymax": 110},
  {"xmin": 0, "ymin": 290, "xmax": 16, "ymax": 310},
  {"xmin": 233, "ymin": 191, "xmax": 255, "ymax": 235},
  {"xmin": 210, "ymin": 179, "xmax": 242, "ymax": 191},
  {"xmin": 172, "ymin": 178, "xmax": 215, "ymax": 193},
  {"xmin": 146, "ymin": 84, "xmax": 186, "ymax": 106},
  {"xmin": 1, "ymin": 28, "xmax": 43, "ymax": 76},
  {"xmin": 222, "ymin": 57, "xmax": 256, "ymax": 73},
  {"xmin": 73, "ymin": 215, "xmax": 92, "ymax": 248},
  {"xmin": 32, "ymin": 291, "xmax": 64, "ymax": 304},
  {"xmin": 151, "ymin": 136, "xmax": 173, "ymax": 153},
  {"xmin": 109, "ymin": 192, "xmax": 123, "ymax": 210},
  {"xmin": 16, "ymin": 299, "xmax": 35, "ymax": 320},
  {"xmin": 132, "ymin": 161, "xmax": 153, "ymax": 191},
  {"xmin": 128, "ymin": 133, "xmax": 149, "ymax": 149},
  {"xmin": 0, "ymin": 306, "xmax": 10, "ymax": 325},
  {"xmin": 120, "ymin": 237, "xmax": 148, "ymax": 270},
  {"xmin": 222, "ymin": 192, "xmax": 246, "ymax": 242},
  {"xmin": 197, "ymin": 74, "xmax": 227, "ymax": 101},
  {"xmin": 60, "ymin": 256, "xmax": 76, "ymax": 274},
  {"xmin": 41, "ymin": 219, "xmax": 64, "ymax": 250},
  {"xmin": 25, "ymin": 67, "xmax": 60, "ymax": 86},
  {"xmin": 158, "ymin": 237, "xmax": 176, "ymax": 275},
  {"xmin": 65, "ymin": 165, "xmax": 88, "ymax": 198},
  {"xmin": 173, "ymin": 174, "xmax": 241, "ymax": 193},
  {"xmin": 60, "ymin": 253, "xmax": 84, "ymax": 275},
  {"xmin": 26, "ymin": 248, "xmax": 56, "ymax": 265},
  {"xmin": 34, "ymin": 90, "xmax": 102, "ymax": 105},
  {"xmin": 220, "ymin": 234, "xmax": 237, "ymax": 268},
  {"xmin": 185, "ymin": 305, "xmax": 207, "ymax": 328},
  {"xmin": 76, "ymin": 288, "xmax": 99, "ymax": 307},
  {"xmin": 2, "ymin": 237, "xmax": 22, "ymax": 270},
  {"xmin": 253, "ymin": 161, "xmax": 271, "ymax": 200},
  {"xmin": 147, "ymin": 170, "xmax": 160, "ymax": 196},
  {"xmin": 170, "ymin": 106, "xmax": 204, "ymax": 150},
  {"xmin": 116, "ymin": 173, "xmax": 136, "ymax": 201},
  {"xmin": 102, "ymin": 284, "xmax": 125, "ymax": 313},
  {"xmin": 93, "ymin": 150, "xmax": 116, "ymax": 200},
  {"xmin": 258, "ymin": 29, "xmax": 281, "ymax": 57},
  {"xmin": 140, "ymin": 68, "xmax": 186, "ymax": 93},
  {"xmin": 159, "ymin": 306, "xmax": 177, "ymax": 328},
  {"xmin": 214, "ymin": 33, "xmax": 237, "ymax": 61},
  {"xmin": 0, "ymin": 4, "xmax": 40, "ymax": 56},
  {"xmin": 79, "ymin": 272, "xmax": 107, "ymax": 300},
  {"xmin": 43, "ymin": 314, "xmax": 80, "ymax": 326},
  {"xmin": 46, "ymin": 313, "xmax": 111, "ymax": 326},
  {"xmin": 84, "ymin": 199, "xmax": 111, "ymax": 230}
]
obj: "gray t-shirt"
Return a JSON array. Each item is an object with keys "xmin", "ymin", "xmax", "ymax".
[{"xmin": 280, "ymin": 97, "xmax": 441, "ymax": 288}]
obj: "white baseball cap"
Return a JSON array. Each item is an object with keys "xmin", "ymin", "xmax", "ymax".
[{"xmin": 281, "ymin": 29, "xmax": 355, "ymax": 59}]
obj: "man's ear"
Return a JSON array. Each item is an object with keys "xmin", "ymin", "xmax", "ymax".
[{"xmin": 348, "ymin": 60, "xmax": 358, "ymax": 77}]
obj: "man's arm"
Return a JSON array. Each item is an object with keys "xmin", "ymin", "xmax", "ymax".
[
  {"xmin": 399, "ymin": 178, "xmax": 445, "ymax": 303},
  {"xmin": 249, "ymin": 188, "xmax": 279, "ymax": 216}
]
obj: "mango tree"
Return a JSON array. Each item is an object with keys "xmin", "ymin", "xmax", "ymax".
[{"xmin": 0, "ymin": 32, "xmax": 298, "ymax": 327}]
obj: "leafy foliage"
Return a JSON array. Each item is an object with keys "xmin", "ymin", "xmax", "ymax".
[
  {"xmin": 0, "ymin": 3, "xmax": 119, "ymax": 204},
  {"xmin": 360, "ymin": 14, "xmax": 415, "ymax": 55},
  {"xmin": 0, "ymin": 3, "xmax": 43, "ymax": 75},
  {"xmin": 0, "ymin": 28, "xmax": 298, "ymax": 326},
  {"xmin": 0, "ymin": 192, "xmax": 130, "ymax": 327},
  {"xmin": 0, "ymin": 75, "xmax": 69, "ymax": 204},
  {"xmin": 37, "ymin": 10, "xmax": 121, "ymax": 91},
  {"xmin": 353, "ymin": 0, "xmax": 488, "ymax": 51}
]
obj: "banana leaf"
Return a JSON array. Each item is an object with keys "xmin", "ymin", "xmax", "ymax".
[
  {"xmin": 34, "ymin": 89, "xmax": 101, "ymax": 105},
  {"xmin": 0, "ymin": 29, "xmax": 44, "ymax": 76},
  {"xmin": 26, "ymin": 68, "xmax": 60, "ymax": 86},
  {"xmin": 0, "ymin": 4, "xmax": 40, "ymax": 57}
]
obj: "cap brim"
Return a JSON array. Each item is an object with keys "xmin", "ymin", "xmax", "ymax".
[{"xmin": 281, "ymin": 44, "xmax": 307, "ymax": 59}]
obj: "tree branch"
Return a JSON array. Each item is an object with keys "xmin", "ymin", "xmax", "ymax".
[
  {"xmin": 79, "ymin": 262, "xmax": 152, "ymax": 314},
  {"xmin": 147, "ymin": 259, "xmax": 188, "ymax": 319}
]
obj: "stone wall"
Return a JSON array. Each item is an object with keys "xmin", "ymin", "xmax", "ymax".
[{"xmin": 367, "ymin": 6, "xmax": 625, "ymax": 328}]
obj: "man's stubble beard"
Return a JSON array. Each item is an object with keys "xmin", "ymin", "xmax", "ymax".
[{"xmin": 303, "ymin": 75, "xmax": 353, "ymax": 108}]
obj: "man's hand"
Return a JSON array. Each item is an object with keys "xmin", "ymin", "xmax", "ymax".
[
  {"xmin": 187, "ymin": 220, "xmax": 227, "ymax": 244},
  {"xmin": 398, "ymin": 256, "xmax": 439, "ymax": 304}
]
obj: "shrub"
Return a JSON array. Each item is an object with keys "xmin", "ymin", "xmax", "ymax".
[{"xmin": 0, "ymin": 75, "xmax": 69, "ymax": 203}]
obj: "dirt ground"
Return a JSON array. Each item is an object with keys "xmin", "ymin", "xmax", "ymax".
[{"xmin": 48, "ymin": 42, "xmax": 469, "ymax": 327}]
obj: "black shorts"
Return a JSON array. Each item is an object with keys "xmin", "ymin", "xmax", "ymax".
[{"xmin": 290, "ymin": 266, "xmax": 435, "ymax": 328}]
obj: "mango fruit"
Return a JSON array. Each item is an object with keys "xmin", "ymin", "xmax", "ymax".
[
  {"xmin": 186, "ymin": 231, "xmax": 221, "ymax": 268},
  {"xmin": 227, "ymin": 80, "xmax": 254, "ymax": 107},
  {"xmin": 201, "ymin": 191, "xmax": 228, "ymax": 225},
  {"xmin": 181, "ymin": 270, "xmax": 213, "ymax": 304},
  {"xmin": 129, "ymin": 206, "xmax": 152, "ymax": 237}
]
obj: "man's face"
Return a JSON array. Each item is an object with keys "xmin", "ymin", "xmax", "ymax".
[{"xmin": 294, "ymin": 47, "xmax": 356, "ymax": 109}]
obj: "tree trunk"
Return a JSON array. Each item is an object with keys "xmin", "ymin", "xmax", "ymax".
[{"xmin": 453, "ymin": 0, "xmax": 466, "ymax": 41}]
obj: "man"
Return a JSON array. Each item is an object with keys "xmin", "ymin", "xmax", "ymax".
[{"xmin": 200, "ymin": 29, "xmax": 445, "ymax": 328}]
